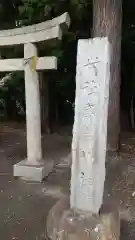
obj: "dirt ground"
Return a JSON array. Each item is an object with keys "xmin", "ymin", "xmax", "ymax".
[
  {"xmin": 0, "ymin": 122, "xmax": 71, "ymax": 240},
  {"xmin": 0, "ymin": 122, "xmax": 135, "ymax": 239},
  {"xmin": 105, "ymin": 132, "xmax": 135, "ymax": 240}
]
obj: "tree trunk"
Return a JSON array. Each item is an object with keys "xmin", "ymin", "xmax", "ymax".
[
  {"xmin": 93, "ymin": 0, "xmax": 122, "ymax": 151},
  {"xmin": 39, "ymin": 73, "xmax": 51, "ymax": 134}
]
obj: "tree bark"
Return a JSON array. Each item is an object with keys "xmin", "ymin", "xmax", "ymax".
[
  {"xmin": 93, "ymin": 0, "xmax": 122, "ymax": 151},
  {"xmin": 39, "ymin": 72, "xmax": 51, "ymax": 134}
]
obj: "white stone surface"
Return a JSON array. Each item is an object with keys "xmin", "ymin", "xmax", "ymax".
[
  {"xmin": 0, "ymin": 57, "xmax": 57, "ymax": 72},
  {"xmin": 0, "ymin": 12, "xmax": 70, "ymax": 37},
  {"xmin": 0, "ymin": 26, "xmax": 62, "ymax": 46},
  {"xmin": 70, "ymin": 38, "xmax": 111, "ymax": 214},
  {"xmin": 14, "ymin": 159, "xmax": 54, "ymax": 182},
  {"xmin": 24, "ymin": 43, "xmax": 42, "ymax": 164},
  {"xmin": 0, "ymin": 12, "xmax": 70, "ymax": 46},
  {"xmin": 13, "ymin": 43, "xmax": 56, "ymax": 182}
]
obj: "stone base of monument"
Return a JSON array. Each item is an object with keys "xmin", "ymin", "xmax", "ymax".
[
  {"xmin": 13, "ymin": 159, "xmax": 54, "ymax": 182},
  {"xmin": 46, "ymin": 196, "xmax": 120, "ymax": 240}
]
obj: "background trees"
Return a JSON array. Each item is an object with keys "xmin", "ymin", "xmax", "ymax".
[{"xmin": 0, "ymin": 0, "xmax": 135, "ymax": 150}]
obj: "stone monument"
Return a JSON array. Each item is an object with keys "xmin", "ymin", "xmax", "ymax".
[
  {"xmin": 70, "ymin": 38, "xmax": 110, "ymax": 214},
  {"xmin": 46, "ymin": 38, "xmax": 120, "ymax": 240}
]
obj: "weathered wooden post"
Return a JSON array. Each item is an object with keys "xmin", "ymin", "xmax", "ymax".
[
  {"xmin": 46, "ymin": 38, "xmax": 120, "ymax": 240},
  {"xmin": 0, "ymin": 13, "xmax": 70, "ymax": 182}
]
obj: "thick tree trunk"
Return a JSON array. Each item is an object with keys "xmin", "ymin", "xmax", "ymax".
[{"xmin": 93, "ymin": 0, "xmax": 122, "ymax": 150}]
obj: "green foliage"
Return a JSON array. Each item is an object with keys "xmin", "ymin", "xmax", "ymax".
[
  {"xmin": 0, "ymin": 72, "xmax": 25, "ymax": 119},
  {"xmin": 1, "ymin": 0, "xmax": 135, "ymax": 123},
  {"xmin": 18, "ymin": 0, "xmax": 92, "ymax": 25},
  {"xmin": 0, "ymin": 0, "xmax": 92, "ymax": 121}
]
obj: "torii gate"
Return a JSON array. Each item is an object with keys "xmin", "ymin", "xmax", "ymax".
[{"xmin": 0, "ymin": 13, "xmax": 70, "ymax": 182}]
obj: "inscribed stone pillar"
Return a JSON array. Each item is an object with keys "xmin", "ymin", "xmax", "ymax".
[{"xmin": 70, "ymin": 38, "xmax": 111, "ymax": 214}]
